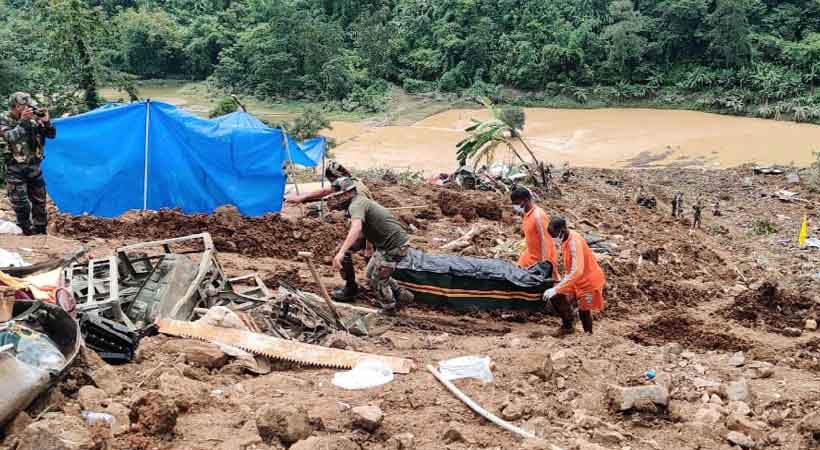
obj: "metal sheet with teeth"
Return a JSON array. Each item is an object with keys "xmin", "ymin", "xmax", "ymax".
[{"xmin": 157, "ymin": 319, "xmax": 414, "ymax": 373}]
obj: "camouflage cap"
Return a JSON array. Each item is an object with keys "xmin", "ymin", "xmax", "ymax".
[
  {"xmin": 9, "ymin": 92, "xmax": 34, "ymax": 108},
  {"xmin": 324, "ymin": 160, "xmax": 351, "ymax": 181},
  {"xmin": 332, "ymin": 177, "xmax": 357, "ymax": 193}
]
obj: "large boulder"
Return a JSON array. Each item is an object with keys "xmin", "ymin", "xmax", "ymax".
[
  {"xmin": 129, "ymin": 391, "xmax": 178, "ymax": 435},
  {"xmin": 607, "ymin": 384, "xmax": 669, "ymax": 411},
  {"xmin": 17, "ymin": 414, "xmax": 93, "ymax": 450},
  {"xmin": 90, "ymin": 365, "xmax": 123, "ymax": 396},
  {"xmin": 351, "ymin": 405, "xmax": 383, "ymax": 432},
  {"xmin": 290, "ymin": 435, "xmax": 360, "ymax": 450},
  {"xmin": 77, "ymin": 385, "xmax": 108, "ymax": 410},
  {"xmin": 161, "ymin": 339, "xmax": 229, "ymax": 369},
  {"xmin": 256, "ymin": 403, "xmax": 313, "ymax": 445}
]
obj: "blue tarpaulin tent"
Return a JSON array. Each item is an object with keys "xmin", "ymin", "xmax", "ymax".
[{"xmin": 43, "ymin": 101, "xmax": 324, "ymax": 218}]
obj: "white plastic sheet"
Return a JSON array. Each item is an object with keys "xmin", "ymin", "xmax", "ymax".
[
  {"xmin": 0, "ymin": 249, "xmax": 29, "ymax": 267},
  {"xmin": 438, "ymin": 355, "xmax": 493, "ymax": 383},
  {"xmin": 0, "ymin": 220, "xmax": 22, "ymax": 235},
  {"xmin": 332, "ymin": 359, "xmax": 394, "ymax": 390}
]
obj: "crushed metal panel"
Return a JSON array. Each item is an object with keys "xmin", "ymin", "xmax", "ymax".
[
  {"xmin": 126, "ymin": 254, "xmax": 199, "ymax": 329},
  {"xmin": 0, "ymin": 301, "xmax": 81, "ymax": 426}
]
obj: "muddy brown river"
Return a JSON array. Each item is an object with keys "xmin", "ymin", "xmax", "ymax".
[{"xmin": 329, "ymin": 108, "xmax": 820, "ymax": 173}]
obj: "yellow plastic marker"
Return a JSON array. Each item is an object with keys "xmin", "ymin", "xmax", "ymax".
[{"xmin": 799, "ymin": 215, "xmax": 808, "ymax": 247}]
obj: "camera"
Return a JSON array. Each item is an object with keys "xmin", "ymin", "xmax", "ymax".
[{"xmin": 29, "ymin": 106, "xmax": 46, "ymax": 118}]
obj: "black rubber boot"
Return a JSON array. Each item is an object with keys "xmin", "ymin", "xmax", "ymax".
[
  {"xmin": 550, "ymin": 295, "xmax": 576, "ymax": 337},
  {"xmin": 579, "ymin": 310, "xmax": 593, "ymax": 334},
  {"xmin": 332, "ymin": 251, "xmax": 358, "ymax": 302},
  {"xmin": 22, "ymin": 227, "xmax": 35, "ymax": 236},
  {"xmin": 331, "ymin": 284, "xmax": 358, "ymax": 302},
  {"xmin": 33, "ymin": 225, "xmax": 47, "ymax": 235}
]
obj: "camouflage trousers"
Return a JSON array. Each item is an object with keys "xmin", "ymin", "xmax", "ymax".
[
  {"xmin": 365, "ymin": 245, "xmax": 409, "ymax": 308},
  {"xmin": 5, "ymin": 163, "xmax": 47, "ymax": 232}
]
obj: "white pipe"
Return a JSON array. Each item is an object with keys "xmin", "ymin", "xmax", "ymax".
[
  {"xmin": 143, "ymin": 99, "xmax": 151, "ymax": 210},
  {"xmin": 427, "ymin": 364, "xmax": 565, "ymax": 449}
]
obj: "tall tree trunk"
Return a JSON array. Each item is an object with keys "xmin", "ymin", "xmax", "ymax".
[{"xmin": 76, "ymin": 37, "xmax": 99, "ymax": 110}]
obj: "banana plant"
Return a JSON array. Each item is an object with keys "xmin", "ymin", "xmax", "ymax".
[{"xmin": 455, "ymin": 97, "xmax": 548, "ymax": 186}]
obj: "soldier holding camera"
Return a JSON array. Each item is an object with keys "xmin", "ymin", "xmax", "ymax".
[{"xmin": 0, "ymin": 92, "xmax": 56, "ymax": 235}]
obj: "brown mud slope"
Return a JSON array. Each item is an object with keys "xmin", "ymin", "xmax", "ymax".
[
  {"xmin": 436, "ymin": 189, "xmax": 502, "ymax": 221},
  {"xmin": 53, "ymin": 208, "xmax": 348, "ymax": 260},
  {"xmin": 721, "ymin": 281, "xmax": 816, "ymax": 335},
  {"xmin": 628, "ymin": 314, "xmax": 752, "ymax": 352}
]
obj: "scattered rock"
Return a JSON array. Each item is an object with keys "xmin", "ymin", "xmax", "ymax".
[
  {"xmin": 607, "ymin": 384, "xmax": 669, "ymax": 411},
  {"xmin": 129, "ymin": 391, "xmax": 178, "ymax": 435},
  {"xmin": 783, "ymin": 327, "xmax": 802, "ymax": 337},
  {"xmin": 521, "ymin": 438, "xmax": 552, "ymax": 449},
  {"xmin": 351, "ymin": 405, "xmax": 383, "ymax": 432},
  {"xmin": 77, "ymin": 385, "xmax": 108, "ymax": 410},
  {"xmin": 524, "ymin": 353, "xmax": 553, "ymax": 380},
  {"xmin": 443, "ymin": 421, "xmax": 466, "ymax": 443},
  {"xmin": 17, "ymin": 414, "xmax": 93, "ymax": 450},
  {"xmin": 592, "ymin": 429, "xmax": 625, "ymax": 446},
  {"xmin": 728, "ymin": 352, "xmax": 746, "ymax": 367},
  {"xmin": 157, "ymin": 373, "xmax": 210, "ymax": 410},
  {"xmin": 710, "ymin": 394, "xmax": 723, "ymax": 405},
  {"xmin": 724, "ymin": 380, "xmax": 752, "ymax": 403},
  {"xmin": 161, "ymin": 338, "xmax": 229, "ymax": 369},
  {"xmin": 573, "ymin": 411, "xmax": 604, "ymax": 429},
  {"xmin": 806, "ymin": 319, "xmax": 818, "ymax": 331},
  {"xmin": 103, "ymin": 402, "xmax": 131, "ymax": 436},
  {"xmin": 745, "ymin": 362, "xmax": 774, "ymax": 380},
  {"xmin": 550, "ymin": 349, "xmax": 579, "ymax": 371},
  {"xmin": 501, "ymin": 401, "xmax": 525, "ymax": 421},
  {"xmin": 798, "ymin": 411, "xmax": 820, "ymax": 439},
  {"xmin": 728, "ymin": 401, "xmax": 751, "ymax": 416},
  {"xmin": 574, "ymin": 438, "xmax": 611, "ymax": 450},
  {"xmin": 290, "ymin": 435, "xmax": 360, "ymax": 450},
  {"xmin": 557, "ymin": 389, "xmax": 580, "ymax": 403},
  {"xmin": 665, "ymin": 343, "xmax": 684, "ymax": 356},
  {"xmin": 89, "ymin": 365, "xmax": 123, "ymax": 396},
  {"xmin": 325, "ymin": 332, "xmax": 366, "ymax": 351},
  {"xmin": 726, "ymin": 414, "xmax": 768, "ymax": 442},
  {"xmin": 694, "ymin": 405, "xmax": 723, "ymax": 424},
  {"xmin": 726, "ymin": 430, "xmax": 757, "ymax": 449},
  {"xmin": 387, "ymin": 432, "xmax": 415, "ymax": 450},
  {"xmin": 5, "ymin": 411, "xmax": 32, "ymax": 437},
  {"xmin": 256, "ymin": 403, "xmax": 313, "ymax": 445}
]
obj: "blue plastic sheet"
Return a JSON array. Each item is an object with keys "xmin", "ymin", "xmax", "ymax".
[{"xmin": 42, "ymin": 101, "xmax": 321, "ymax": 218}]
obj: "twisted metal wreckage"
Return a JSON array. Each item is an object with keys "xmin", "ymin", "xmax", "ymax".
[{"xmin": 1, "ymin": 232, "xmax": 407, "ymax": 427}]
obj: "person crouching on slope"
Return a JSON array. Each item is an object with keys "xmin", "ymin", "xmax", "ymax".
[
  {"xmin": 542, "ymin": 217, "xmax": 606, "ymax": 336},
  {"xmin": 326, "ymin": 177, "xmax": 414, "ymax": 313},
  {"xmin": 510, "ymin": 187, "xmax": 558, "ymax": 278}
]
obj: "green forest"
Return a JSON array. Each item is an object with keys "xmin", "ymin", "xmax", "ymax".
[{"xmin": 1, "ymin": 0, "xmax": 820, "ymax": 122}]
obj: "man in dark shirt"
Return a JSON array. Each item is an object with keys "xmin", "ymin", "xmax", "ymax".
[{"xmin": 328, "ymin": 178, "xmax": 413, "ymax": 312}]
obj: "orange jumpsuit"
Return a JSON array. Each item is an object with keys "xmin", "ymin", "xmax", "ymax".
[
  {"xmin": 555, "ymin": 230, "xmax": 606, "ymax": 311},
  {"xmin": 517, "ymin": 206, "xmax": 558, "ymax": 275}
]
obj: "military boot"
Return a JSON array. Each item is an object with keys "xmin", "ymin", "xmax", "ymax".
[
  {"xmin": 331, "ymin": 284, "xmax": 358, "ymax": 302},
  {"xmin": 33, "ymin": 225, "xmax": 47, "ymax": 235}
]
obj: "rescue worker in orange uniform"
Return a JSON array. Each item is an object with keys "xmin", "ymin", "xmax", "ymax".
[
  {"xmin": 543, "ymin": 216, "xmax": 606, "ymax": 336},
  {"xmin": 510, "ymin": 187, "xmax": 558, "ymax": 275}
]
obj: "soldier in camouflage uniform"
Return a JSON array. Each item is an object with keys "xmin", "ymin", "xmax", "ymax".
[{"xmin": 0, "ymin": 92, "xmax": 56, "ymax": 235}]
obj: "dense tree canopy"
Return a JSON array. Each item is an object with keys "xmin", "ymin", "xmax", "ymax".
[{"xmin": 1, "ymin": 0, "xmax": 819, "ymax": 120}]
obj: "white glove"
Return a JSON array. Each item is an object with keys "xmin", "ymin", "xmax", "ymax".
[{"xmin": 543, "ymin": 288, "xmax": 557, "ymax": 301}]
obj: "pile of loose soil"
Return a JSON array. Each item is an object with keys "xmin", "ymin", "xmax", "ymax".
[
  {"xmin": 436, "ymin": 189, "xmax": 503, "ymax": 221},
  {"xmin": 628, "ymin": 314, "xmax": 752, "ymax": 352},
  {"xmin": 721, "ymin": 281, "xmax": 816, "ymax": 335},
  {"xmin": 53, "ymin": 208, "xmax": 347, "ymax": 260}
]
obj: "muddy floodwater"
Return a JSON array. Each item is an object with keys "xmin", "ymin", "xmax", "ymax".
[
  {"xmin": 329, "ymin": 108, "xmax": 820, "ymax": 173},
  {"xmin": 99, "ymin": 83, "xmax": 820, "ymax": 172}
]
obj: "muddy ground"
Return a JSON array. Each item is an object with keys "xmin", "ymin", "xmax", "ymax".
[{"xmin": 2, "ymin": 166, "xmax": 820, "ymax": 450}]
